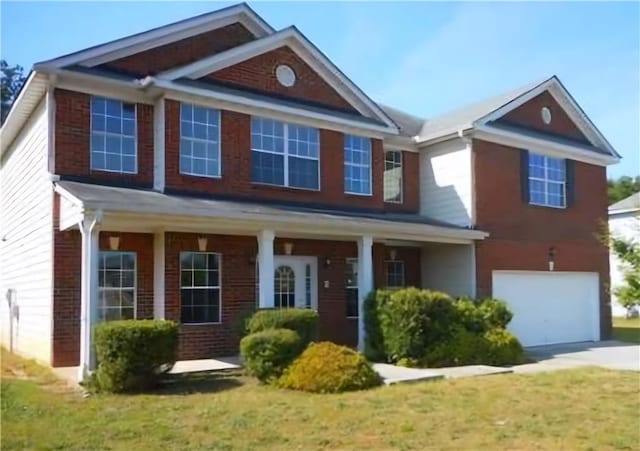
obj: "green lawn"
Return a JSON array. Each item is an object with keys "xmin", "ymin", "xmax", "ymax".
[
  {"xmin": 612, "ymin": 316, "xmax": 640, "ymax": 343},
  {"xmin": 2, "ymin": 349, "xmax": 639, "ymax": 450}
]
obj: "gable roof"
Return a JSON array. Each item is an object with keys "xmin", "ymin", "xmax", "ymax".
[
  {"xmin": 377, "ymin": 104, "xmax": 425, "ymax": 137},
  {"xmin": 34, "ymin": 3, "xmax": 274, "ymax": 70},
  {"xmin": 609, "ymin": 192, "xmax": 640, "ymax": 214},
  {"xmin": 154, "ymin": 26, "xmax": 398, "ymax": 130}
]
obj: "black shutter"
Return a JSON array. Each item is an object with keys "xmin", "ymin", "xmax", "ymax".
[
  {"xmin": 566, "ymin": 159, "xmax": 575, "ymax": 207},
  {"xmin": 520, "ymin": 149, "xmax": 530, "ymax": 203}
]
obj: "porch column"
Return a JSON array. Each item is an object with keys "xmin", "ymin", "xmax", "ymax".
[
  {"xmin": 153, "ymin": 230, "xmax": 165, "ymax": 320},
  {"xmin": 77, "ymin": 212, "xmax": 101, "ymax": 382},
  {"xmin": 257, "ymin": 230, "xmax": 275, "ymax": 309},
  {"xmin": 357, "ymin": 235, "xmax": 374, "ymax": 351}
]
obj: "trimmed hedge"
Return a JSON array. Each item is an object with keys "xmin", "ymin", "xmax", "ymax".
[
  {"xmin": 240, "ymin": 328, "xmax": 305, "ymax": 383},
  {"xmin": 363, "ymin": 290, "xmax": 391, "ymax": 361},
  {"xmin": 94, "ymin": 320, "xmax": 178, "ymax": 393},
  {"xmin": 247, "ymin": 308, "xmax": 319, "ymax": 346},
  {"xmin": 279, "ymin": 342, "xmax": 382, "ymax": 393},
  {"xmin": 456, "ymin": 297, "xmax": 513, "ymax": 332}
]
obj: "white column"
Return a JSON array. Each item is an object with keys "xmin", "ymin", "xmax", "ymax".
[
  {"xmin": 78, "ymin": 212, "xmax": 101, "ymax": 382},
  {"xmin": 357, "ymin": 235, "xmax": 374, "ymax": 351},
  {"xmin": 153, "ymin": 230, "xmax": 165, "ymax": 320},
  {"xmin": 257, "ymin": 230, "xmax": 275, "ymax": 309}
]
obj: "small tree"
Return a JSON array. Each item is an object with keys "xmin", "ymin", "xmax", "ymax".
[{"xmin": 610, "ymin": 217, "xmax": 640, "ymax": 317}]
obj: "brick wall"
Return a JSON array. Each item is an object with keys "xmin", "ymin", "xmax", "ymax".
[
  {"xmin": 473, "ymin": 138, "xmax": 611, "ymax": 338},
  {"xmin": 54, "ymin": 89, "xmax": 154, "ymax": 187},
  {"xmin": 496, "ymin": 91, "xmax": 590, "ymax": 144},
  {"xmin": 202, "ymin": 46, "xmax": 358, "ymax": 114},
  {"xmin": 100, "ymin": 24, "xmax": 256, "ymax": 77}
]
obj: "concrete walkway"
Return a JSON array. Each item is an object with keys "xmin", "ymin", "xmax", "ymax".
[{"xmin": 170, "ymin": 356, "xmax": 242, "ymax": 374}]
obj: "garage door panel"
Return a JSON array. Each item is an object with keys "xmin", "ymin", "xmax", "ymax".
[{"xmin": 492, "ymin": 271, "xmax": 599, "ymax": 347}]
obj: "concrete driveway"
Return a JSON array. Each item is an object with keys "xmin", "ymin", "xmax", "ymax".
[{"xmin": 514, "ymin": 340, "xmax": 640, "ymax": 373}]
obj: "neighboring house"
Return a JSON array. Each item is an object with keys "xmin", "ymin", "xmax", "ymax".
[
  {"xmin": 608, "ymin": 193, "xmax": 640, "ymax": 317},
  {"xmin": 0, "ymin": 3, "xmax": 620, "ymax": 379}
]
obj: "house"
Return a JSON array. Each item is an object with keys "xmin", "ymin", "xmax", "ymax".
[
  {"xmin": 0, "ymin": 3, "xmax": 620, "ymax": 380},
  {"xmin": 608, "ymin": 193, "xmax": 640, "ymax": 317}
]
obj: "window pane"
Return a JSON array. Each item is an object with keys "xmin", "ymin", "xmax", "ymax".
[
  {"xmin": 344, "ymin": 135, "xmax": 371, "ymax": 195},
  {"xmin": 179, "ymin": 103, "xmax": 221, "ymax": 178},
  {"xmin": 528, "ymin": 152, "xmax": 566, "ymax": 207},
  {"xmin": 180, "ymin": 253, "xmax": 222, "ymax": 323},
  {"xmin": 289, "ymin": 157, "xmax": 319, "ymax": 189},
  {"xmin": 98, "ymin": 252, "xmax": 136, "ymax": 322},
  {"xmin": 252, "ymin": 151, "xmax": 284, "ymax": 185},
  {"xmin": 90, "ymin": 96, "xmax": 137, "ymax": 173}
]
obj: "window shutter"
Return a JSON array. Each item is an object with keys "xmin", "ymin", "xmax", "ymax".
[
  {"xmin": 520, "ymin": 149, "xmax": 529, "ymax": 203},
  {"xmin": 566, "ymin": 159, "xmax": 575, "ymax": 207}
]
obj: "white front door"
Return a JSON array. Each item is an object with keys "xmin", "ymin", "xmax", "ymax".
[{"xmin": 273, "ymin": 256, "xmax": 318, "ymax": 309}]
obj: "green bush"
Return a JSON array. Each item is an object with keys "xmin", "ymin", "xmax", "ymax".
[
  {"xmin": 279, "ymin": 342, "xmax": 382, "ymax": 393},
  {"xmin": 94, "ymin": 320, "xmax": 178, "ymax": 393},
  {"xmin": 246, "ymin": 308, "xmax": 319, "ymax": 346},
  {"xmin": 455, "ymin": 297, "xmax": 514, "ymax": 333},
  {"xmin": 483, "ymin": 329, "xmax": 525, "ymax": 366},
  {"xmin": 240, "ymin": 328, "xmax": 304, "ymax": 383},
  {"xmin": 379, "ymin": 288, "xmax": 457, "ymax": 361},
  {"xmin": 363, "ymin": 290, "xmax": 392, "ymax": 361}
]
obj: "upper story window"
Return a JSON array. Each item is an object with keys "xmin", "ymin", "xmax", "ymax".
[
  {"xmin": 251, "ymin": 117, "xmax": 320, "ymax": 190},
  {"xmin": 528, "ymin": 152, "xmax": 566, "ymax": 208},
  {"xmin": 180, "ymin": 103, "xmax": 221, "ymax": 178},
  {"xmin": 384, "ymin": 150, "xmax": 403, "ymax": 203},
  {"xmin": 344, "ymin": 135, "xmax": 372, "ymax": 195},
  {"xmin": 90, "ymin": 97, "xmax": 136, "ymax": 173}
]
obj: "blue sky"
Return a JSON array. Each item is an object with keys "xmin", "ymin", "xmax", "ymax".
[{"xmin": 2, "ymin": 1, "xmax": 638, "ymax": 177}]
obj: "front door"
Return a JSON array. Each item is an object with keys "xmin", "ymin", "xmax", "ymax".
[{"xmin": 273, "ymin": 256, "xmax": 317, "ymax": 310}]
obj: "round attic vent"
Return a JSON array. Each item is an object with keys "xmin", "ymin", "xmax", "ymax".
[
  {"xmin": 541, "ymin": 106, "xmax": 552, "ymax": 124},
  {"xmin": 275, "ymin": 65, "xmax": 296, "ymax": 87}
]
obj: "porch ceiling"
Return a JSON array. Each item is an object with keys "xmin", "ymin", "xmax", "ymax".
[{"xmin": 55, "ymin": 181, "xmax": 488, "ymax": 244}]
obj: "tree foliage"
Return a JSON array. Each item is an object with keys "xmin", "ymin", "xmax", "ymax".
[
  {"xmin": 608, "ymin": 176, "xmax": 640, "ymax": 205},
  {"xmin": 1, "ymin": 60, "xmax": 27, "ymax": 124},
  {"xmin": 610, "ymin": 217, "xmax": 640, "ymax": 314}
]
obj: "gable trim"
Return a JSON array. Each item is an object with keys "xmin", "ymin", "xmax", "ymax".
[
  {"xmin": 33, "ymin": 3, "xmax": 274, "ymax": 70},
  {"xmin": 475, "ymin": 76, "xmax": 619, "ymax": 158},
  {"xmin": 156, "ymin": 27, "xmax": 399, "ymax": 132}
]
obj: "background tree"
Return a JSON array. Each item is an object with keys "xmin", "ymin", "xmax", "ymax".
[
  {"xmin": 610, "ymin": 217, "xmax": 640, "ymax": 317},
  {"xmin": 608, "ymin": 175, "xmax": 640, "ymax": 205},
  {"xmin": 1, "ymin": 60, "xmax": 27, "ymax": 125}
]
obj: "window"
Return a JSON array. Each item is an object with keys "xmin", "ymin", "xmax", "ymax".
[
  {"xmin": 385, "ymin": 261, "xmax": 405, "ymax": 288},
  {"xmin": 344, "ymin": 134, "xmax": 371, "ymax": 195},
  {"xmin": 180, "ymin": 252, "xmax": 221, "ymax": 324},
  {"xmin": 384, "ymin": 150, "xmax": 403, "ymax": 203},
  {"xmin": 274, "ymin": 265, "xmax": 296, "ymax": 308},
  {"xmin": 180, "ymin": 103, "xmax": 220, "ymax": 177},
  {"xmin": 90, "ymin": 96, "xmax": 136, "ymax": 173},
  {"xmin": 98, "ymin": 252, "xmax": 136, "ymax": 321},
  {"xmin": 345, "ymin": 258, "xmax": 359, "ymax": 317},
  {"xmin": 528, "ymin": 153, "xmax": 566, "ymax": 208},
  {"xmin": 251, "ymin": 117, "xmax": 320, "ymax": 190}
]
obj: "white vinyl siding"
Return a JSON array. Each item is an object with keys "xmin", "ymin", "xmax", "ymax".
[
  {"xmin": 419, "ymin": 138, "xmax": 473, "ymax": 227},
  {"xmin": 609, "ymin": 212, "xmax": 640, "ymax": 316},
  {"xmin": 421, "ymin": 243, "xmax": 475, "ymax": 297},
  {"xmin": 0, "ymin": 100, "xmax": 53, "ymax": 363}
]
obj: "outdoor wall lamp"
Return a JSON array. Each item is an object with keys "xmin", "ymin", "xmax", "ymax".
[
  {"xmin": 323, "ymin": 257, "xmax": 332, "ymax": 268},
  {"xmin": 389, "ymin": 248, "xmax": 397, "ymax": 261},
  {"xmin": 108, "ymin": 235, "xmax": 120, "ymax": 251},
  {"xmin": 548, "ymin": 246, "xmax": 556, "ymax": 271},
  {"xmin": 283, "ymin": 242, "xmax": 294, "ymax": 255},
  {"xmin": 198, "ymin": 237, "xmax": 208, "ymax": 252}
]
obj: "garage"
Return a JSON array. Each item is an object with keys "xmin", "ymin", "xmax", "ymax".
[{"xmin": 492, "ymin": 271, "xmax": 600, "ymax": 347}]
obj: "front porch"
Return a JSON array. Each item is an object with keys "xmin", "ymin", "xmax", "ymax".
[{"xmin": 54, "ymin": 181, "xmax": 487, "ymax": 380}]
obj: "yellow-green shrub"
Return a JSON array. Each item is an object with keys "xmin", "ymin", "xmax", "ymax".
[{"xmin": 279, "ymin": 342, "xmax": 382, "ymax": 393}]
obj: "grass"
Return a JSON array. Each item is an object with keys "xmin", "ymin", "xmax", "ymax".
[
  {"xmin": 2, "ymin": 349, "xmax": 639, "ymax": 450},
  {"xmin": 612, "ymin": 316, "xmax": 640, "ymax": 343}
]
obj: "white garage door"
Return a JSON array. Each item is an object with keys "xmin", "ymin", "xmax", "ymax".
[{"xmin": 492, "ymin": 271, "xmax": 600, "ymax": 347}]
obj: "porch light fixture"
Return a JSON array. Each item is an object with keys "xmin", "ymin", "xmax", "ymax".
[
  {"xmin": 284, "ymin": 242, "xmax": 294, "ymax": 255},
  {"xmin": 198, "ymin": 237, "xmax": 208, "ymax": 252},
  {"xmin": 108, "ymin": 236, "xmax": 120, "ymax": 251},
  {"xmin": 323, "ymin": 257, "xmax": 331, "ymax": 268},
  {"xmin": 389, "ymin": 248, "xmax": 397, "ymax": 261},
  {"xmin": 548, "ymin": 246, "xmax": 556, "ymax": 271}
]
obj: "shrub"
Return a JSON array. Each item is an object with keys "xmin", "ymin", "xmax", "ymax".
[
  {"xmin": 379, "ymin": 288, "xmax": 457, "ymax": 361},
  {"xmin": 246, "ymin": 308, "xmax": 319, "ymax": 346},
  {"xmin": 483, "ymin": 329, "xmax": 525, "ymax": 366},
  {"xmin": 279, "ymin": 342, "xmax": 381, "ymax": 393},
  {"xmin": 455, "ymin": 297, "xmax": 514, "ymax": 333},
  {"xmin": 363, "ymin": 290, "xmax": 392, "ymax": 361},
  {"xmin": 240, "ymin": 328, "xmax": 304, "ymax": 383},
  {"xmin": 94, "ymin": 320, "xmax": 178, "ymax": 393}
]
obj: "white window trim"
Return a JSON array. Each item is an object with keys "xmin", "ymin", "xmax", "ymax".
[
  {"xmin": 98, "ymin": 251, "xmax": 137, "ymax": 321},
  {"xmin": 180, "ymin": 251, "xmax": 222, "ymax": 325},
  {"xmin": 251, "ymin": 117, "xmax": 321, "ymax": 191},
  {"xmin": 90, "ymin": 97, "xmax": 138, "ymax": 174},
  {"xmin": 384, "ymin": 149, "xmax": 403, "ymax": 204},
  {"xmin": 385, "ymin": 260, "xmax": 406, "ymax": 288},
  {"xmin": 344, "ymin": 135, "xmax": 372, "ymax": 196},
  {"xmin": 345, "ymin": 257, "xmax": 359, "ymax": 318},
  {"xmin": 179, "ymin": 103, "xmax": 222, "ymax": 179},
  {"xmin": 528, "ymin": 153, "xmax": 567, "ymax": 209}
]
